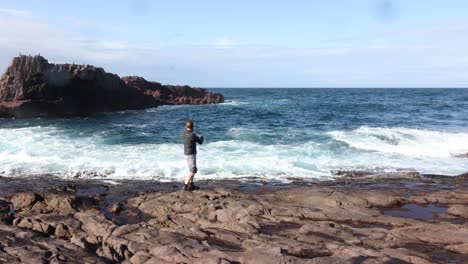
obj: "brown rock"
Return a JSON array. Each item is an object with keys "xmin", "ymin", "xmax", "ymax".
[
  {"xmin": 129, "ymin": 251, "xmax": 151, "ymax": 264},
  {"xmin": 123, "ymin": 76, "xmax": 224, "ymax": 105},
  {"xmin": 445, "ymin": 243, "xmax": 468, "ymax": 255},
  {"xmin": 0, "ymin": 56, "xmax": 225, "ymax": 118},
  {"xmin": 43, "ymin": 194, "xmax": 77, "ymax": 213},
  {"xmin": 0, "ymin": 222, "xmax": 107, "ymax": 263},
  {"xmin": 447, "ymin": 204, "xmax": 468, "ymax": 217},
  {"xmin": 1, "ymin": 176, "xmax": 468, "ymax": 263},
  {"xmin": 0, "ymin": 55, "xmax": 157, "ymax": 118},
  {"xmin": 110, "ymin": 201, "xmax": 124, "ymax": 214},
  {"xmin": 55, "ymin": 223, "xmax": 71, "ymax": 238},
  {"xmin": 11, "ymin": 192, "xmax": 41, "ymax": 210}
]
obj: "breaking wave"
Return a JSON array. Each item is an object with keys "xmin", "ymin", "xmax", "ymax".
[
  {"xmin": 2, "ymin": 88, "xmax": 468, "ymax": 182},
  {"xmin": 0, "ymin": 124, "xmax": 467, "ymax": 182},
  {"xmin": 329, "ymin": 126, "xmax": 468, "ymax": 158}
]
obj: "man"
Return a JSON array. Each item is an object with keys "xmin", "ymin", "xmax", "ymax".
[{"xmin": 182, "ymin": 120, "xmax": 204, "ymax": 191}]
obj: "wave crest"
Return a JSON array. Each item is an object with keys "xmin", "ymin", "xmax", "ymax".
[
  {"xmin": 1, "ymin": 125, "xmax": 467, "ymax": 181},
  {"xmin": 329, "ymin": 126, "xmax": 468, "ymax": 158}
]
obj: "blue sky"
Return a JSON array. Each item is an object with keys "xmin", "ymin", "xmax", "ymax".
[{"xmin": 0, "ymin": 0, "xmax": 467, "ymax": 87}]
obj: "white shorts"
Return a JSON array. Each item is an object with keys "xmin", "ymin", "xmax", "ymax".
[{"xmin": 185, "ymin": 154, "xmax": 197, "ymax": 173}]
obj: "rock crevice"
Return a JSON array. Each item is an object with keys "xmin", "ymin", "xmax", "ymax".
[{"xmin": 1, "ymin": 176, "xmax": 467, "ymax": 263}]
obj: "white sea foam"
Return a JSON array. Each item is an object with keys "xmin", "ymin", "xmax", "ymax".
[
  {"xmin": 328, "ymin": 126, "xmax": 468, "ymax": 158},
  {"xmin": 219, "ymin": 100, "xmax": 248, "ymax": 106},
  {"xmin": 0, "ymin": 125, "xmax": 467, "ymax": 182},
  {"xmin": 227, "ymin": 127, "xmax": 277, "ymax": 140}
]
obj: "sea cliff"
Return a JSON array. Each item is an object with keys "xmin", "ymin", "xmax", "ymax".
[{"xmin": 0, "ymin": 55, "xmax": 224, "ymax": 118}]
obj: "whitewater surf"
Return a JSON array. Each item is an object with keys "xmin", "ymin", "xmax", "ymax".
[{"xmin": 1, "ymin": 88, "xmax": 467, "ymax": 181}]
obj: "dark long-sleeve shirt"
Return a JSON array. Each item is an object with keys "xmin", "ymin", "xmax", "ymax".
[{"xmin": 183, "ymin": 130, "xmax": 204, "ymax": 155}]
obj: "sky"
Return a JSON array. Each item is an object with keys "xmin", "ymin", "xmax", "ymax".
[{"xmin": 0, "ymin": 0, "xmax": 467, "ymax": 87}]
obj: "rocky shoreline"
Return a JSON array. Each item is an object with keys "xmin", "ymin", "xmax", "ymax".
[{"xmin": 0, "ymin": 174, "xmax": 467, "ymax": 263}]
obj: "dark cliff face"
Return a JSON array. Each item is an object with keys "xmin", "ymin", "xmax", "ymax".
[
  {"xmin": 0, "ymin": 110, "xmax": 12, "ymax": 118},
  {"xmin": 0, "ymin": 55, "xmax": 158, "ymax": 118},
  {"xmin": 0, "ymin": 56, "xmax": 224, "ymax": 118}
]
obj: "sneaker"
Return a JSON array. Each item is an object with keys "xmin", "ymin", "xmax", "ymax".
[
  {"xmin": 183, "ymin": 184, "xmax": 190, "ymax": 191},
  {"xmin": 189, "ymin": 182, "xmax": 200, "ymax": 190}
]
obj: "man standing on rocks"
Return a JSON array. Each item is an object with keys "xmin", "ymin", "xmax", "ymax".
[{"xmin": 183, "ymin": 120, "xmax": 204, "ymax": 191}]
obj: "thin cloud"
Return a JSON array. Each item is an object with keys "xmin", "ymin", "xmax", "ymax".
[
  {"xmin": 0, "ymin": 14, "xmax": 161, "ymax": 66},
  {"xmin": 0, "ymin": 8, "xmax": 31, "ymax": 17},
  {"xmin": 214, "ymin": 37, "xmax": 237, "ymax": 48},
  {"xmin": 0, "ymin": 8, "xmax": 467, "ymax": 87}
]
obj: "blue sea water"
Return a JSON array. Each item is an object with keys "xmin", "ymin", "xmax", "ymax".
[{"xmin": 0, "ymin": 88, "xmax": 468, "ymax": 182}]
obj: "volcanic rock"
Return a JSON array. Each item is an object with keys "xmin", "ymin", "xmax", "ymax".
[
  {"xmin": 2, "ymin": 175, "xmax": 467, "ymax": 263},
  {"xmin": 0, "ymin": 55, "xmax": 158, "ymax": 118},
  {"xmin": 0, "ymin": 222, "xmax": 107, "ymax": 263},
  {"xmin": 0, "ymin": 200, "xmax": 13, "ymax": 224},
  {"xmin": 122, "ymin": 76, "xmax": 224, "ymax": 105},
  {"xmin": 10, "ymin": 192, "xmax": 42, "ymax": 210},
  {"xmin": 447, "ymin": 204, "xmax": 468, "ymax": 217},
  {"xmin": 0, "ymin": 55, "xmax": 224, "ymax": 118}
]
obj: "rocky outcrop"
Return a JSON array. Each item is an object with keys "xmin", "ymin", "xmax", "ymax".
[
  {"xmin": 0, "ymin": 175, "xmax": 467, "ymax": 263},
  {"xmin": 0, "ymin": 56, "xmax": 224, "ymax": 118},
  {"xmin": 0, "ymin": 223, "xmax": 107, "ymax": 263},
  {"xmin": 122, "ymin": 76, "xmax": 224, "ymax": 105},
  {"xmin": 0, "ymin": 55, "xmax": 158, "ymax": 118}
]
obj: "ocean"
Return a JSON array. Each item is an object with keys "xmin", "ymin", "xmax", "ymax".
[{"xmin": 1, "ymin": 88, "xmax": 467, "ymax": 182}]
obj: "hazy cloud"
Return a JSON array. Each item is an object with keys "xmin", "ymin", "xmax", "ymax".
[
  {"xmin": 0, "ymin": 8, "xmax": 31, "ymax": 17},
  {"xmin": 214, "ymin": 37, "xmax": 238, "ymax": 48},
  {"xmin": 0, "ymin": 8, "xmax": 467, "ymax": 87}
]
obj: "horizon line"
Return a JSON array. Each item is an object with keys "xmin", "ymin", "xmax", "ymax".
[{"xmin": 204, "ymin": 87, "xmax": 468, "ymax": 89}]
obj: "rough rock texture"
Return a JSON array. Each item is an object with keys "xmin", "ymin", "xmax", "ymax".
[
  {"xmin": 0, "ymin": 55, "xmax": 157, "ymax": 118},
  {"xmin": 0, "ymin": 200, "xmax": 13, "ymax": 224},
  {"xmin": 0, "ymin": 56, "xmax": 224, "ymax": 118},
  {"xmin": 0, "ymin": 223, "xmax": 107, "ymax": 263},
  {"xmin": 122, "ymin": 76, "xmax": 224, "ymax": 105},
  {"xmin": 0, "ymin": 176, "xmax": 467, "ymax": 263}
]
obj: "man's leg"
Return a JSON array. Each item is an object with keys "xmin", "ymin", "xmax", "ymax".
[
  {"xmin": 183, "ymin": 155, "xmax": 199, "ymax": 190},
  {"xmin": 189, "ymin": 173, "xmax": 195, "ymax": 183},
  {"xmin": 188, "ymin": 172, "xmax": 199, "ymax": 190},
  {"xmin": 185, "ymin": 172, "xmax": 194, "ymax": 185},
  {"xmin": 189, "ymin": 155, "xmax": 197, "ymax": 184}
]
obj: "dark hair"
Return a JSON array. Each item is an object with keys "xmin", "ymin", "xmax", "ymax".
[{"xmin": 186, "ymin": 120, "xmax": 194, "ymax": 131}]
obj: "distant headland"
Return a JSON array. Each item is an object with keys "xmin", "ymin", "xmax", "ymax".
[{"xmin": 0, "ymin": 55, "xmax": 224, "ymax": 118}]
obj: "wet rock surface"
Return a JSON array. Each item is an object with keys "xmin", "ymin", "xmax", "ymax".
[
  {"xmin": 0, "ymin": 200, "xmax": 13, "ymax": 224},
  {"xmin": 0, "ymin": 175, "xmax": 466, "ymax": 263}
]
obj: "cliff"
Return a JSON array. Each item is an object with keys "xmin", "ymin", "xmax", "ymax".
[
  {"xmin": 123, "ymin": 76, "xmax": 224, "ymax": 105},
  {"xmin": 0, "ymin": 55, "xmax": 224, "ymax": 118}
]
